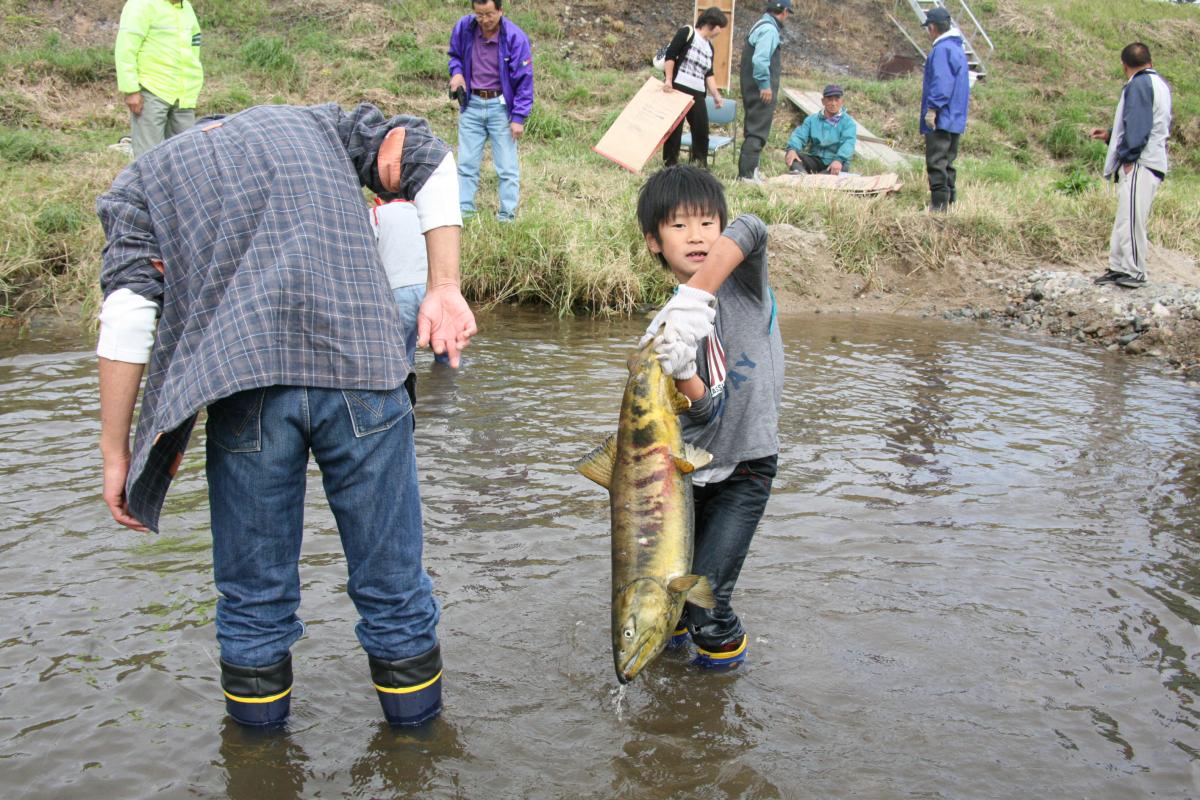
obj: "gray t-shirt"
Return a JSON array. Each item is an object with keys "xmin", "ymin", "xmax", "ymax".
[{"xmin": 682, "ymin": 214, "xmax": 784, "ymax": 483}]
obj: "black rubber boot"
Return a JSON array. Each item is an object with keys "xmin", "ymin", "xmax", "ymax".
[
  {"xmin": 220, "ymin": 654, "xmax": 293, "ymax": 727},
  {"xmin": 369, "ymin": 644, "xmax": 443, "ymax": 727}
]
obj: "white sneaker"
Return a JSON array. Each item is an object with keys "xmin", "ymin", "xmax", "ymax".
[{"xmin": 737, "ymin": 175, "xmax": 764, "ymax": 186}]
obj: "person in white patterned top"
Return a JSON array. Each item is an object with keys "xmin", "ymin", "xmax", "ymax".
[{"xmin": 661, "ymin": 6, "xmax": 728, "ymax": 167}]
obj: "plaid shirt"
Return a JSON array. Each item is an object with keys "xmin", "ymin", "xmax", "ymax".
[{"xmin": 96, "ymin": 103, "xmax": 451, "ymax": 531}]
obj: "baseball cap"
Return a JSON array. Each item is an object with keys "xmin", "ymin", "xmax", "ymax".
[
  {"xmin": 767, "ymin": 0, "xmax": 793, "ymax": 12},
  {"xmin": 924, "ymin": 7, "xmax": 951, "ymax": 26},
  {"xmin": 822, "ymin": 84, "xmax": 844, "ymax": 97}
]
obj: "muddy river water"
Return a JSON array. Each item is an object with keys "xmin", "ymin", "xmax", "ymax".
[{"xmin": 1, "ymin": 308, "xmax": 1197, "ymax": 799}]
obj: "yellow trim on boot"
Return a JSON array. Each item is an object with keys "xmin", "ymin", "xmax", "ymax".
[
  {"xmin": 223, "ymin": 686, "xmax": 292, "ymax": 704},
  {"xmin": 374, "ymin": 670, "xmax": 443, "ymax": 695},
  {"xmin": 697, "ymin": 636, "xmax": 747, "ymax": 661}
]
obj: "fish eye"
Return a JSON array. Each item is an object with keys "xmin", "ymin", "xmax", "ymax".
[{"xmin": 623, "ymin": 628, "xmax": 634, "ymax": 640}]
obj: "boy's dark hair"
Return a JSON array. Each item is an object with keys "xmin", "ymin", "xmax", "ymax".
[
  {"xmin": 1120, "ymin": 42, "xmax": 1152, "ymax": 69},
  {"xmin": 637, "ymin": 165, "xmax": 728, "ymax": 268},
  {"xmin": 473, "ymin": 0, "xmax": 501, "ymax": 9},
  {"xmin": 696, "ymin": 7, "xmax": 729, "ymax": 28}
]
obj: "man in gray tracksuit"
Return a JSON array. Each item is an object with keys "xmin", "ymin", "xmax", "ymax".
[{"xmin": 1090, "ymin": 42, "xmax": 1172, "ymax": 290}]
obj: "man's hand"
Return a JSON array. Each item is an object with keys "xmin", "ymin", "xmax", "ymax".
[
  {"xmin": 924, "ymin": 109, "xmax": 936, "ymax": 130},
  {"xmin": 828, "ymin": 160, "xmax": 843, "ymax": 176},
  {"xmin": 417, "ymin": 285, "xmax": 477, "ymax": 368},
  {"xmin": 759, "ymin": 88, "xmax": 773, "ymax": 103},
  {"xmin": 125, "ymin": 92, "xmax": 143, "ymax": 116},
  {"xmin": 1123, "ymin": 163, "xmax": 1133, "ymax": 175},
  {"xmin": 103, "ymin": 449, "xmax": 148, "ymax": 532},
  {"xmin": 784, "ymin": 150, "xmax": 797, "ymax": 167},
  {"xmin": 712, "ymin": 94, "xmax": 724, "ymax": 109},
  {"xmin": 1090, "ymin": 127, "xmax": 1110, "ymax": 143},
  {"xmin": 510, "ymin": 121, "xmax": 524, "ymax": 140},
  {"xmin": 377, "ymin": 127, "xmax": 405, "ymax": 193},
  {"xmin": 449, "ymin": 74, "xmax": 466, "ymax": 94},
  {"xmin": 99, "ymin": 357, "xmax": 148, "ymax": 532}
]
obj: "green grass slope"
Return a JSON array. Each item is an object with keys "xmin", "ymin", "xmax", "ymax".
[{"xmin": 0, "ymin": 0, "xmax": 1196, "ymax": 318}]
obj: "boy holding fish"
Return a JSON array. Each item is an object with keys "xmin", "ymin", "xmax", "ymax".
[{"xmin": 637, "ymin": 165, "xmax": 784, "ymax": 669}]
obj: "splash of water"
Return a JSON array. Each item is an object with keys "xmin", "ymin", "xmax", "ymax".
[{"xmin": 611, "ymin": 683, "xmax": 627, "ymax": 721}]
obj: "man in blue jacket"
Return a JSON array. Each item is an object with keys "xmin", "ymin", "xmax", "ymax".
[
  {"xmin": 448, "ymin": 0, "xmax": 534, "ymax": 221},
  {"xmin": 1089, "ymin": 43, "xmax": 1173, "ymax": 290},
  {"xmin": 737, "ymin": 0, "xmax": 792, "ymax": 183},
  {"xmin": 919, "ymin": 7, "xmax": 970, "ymax": 211}
]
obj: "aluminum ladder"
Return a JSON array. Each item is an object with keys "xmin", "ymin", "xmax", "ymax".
[{"xmin": 907, "ymin": 0, "xmax": 992, "ymax": 80}]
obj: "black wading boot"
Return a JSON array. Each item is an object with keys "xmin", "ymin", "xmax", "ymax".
[
  {"xmin": 369, "ymin": 644, "xmax": 443, "ymax": 727},
  {"xmin": 220, "ymin": 653, "xmax": 293, "ymax": 727}
]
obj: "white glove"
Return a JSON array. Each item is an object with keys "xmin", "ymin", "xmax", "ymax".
[{"xmin": 639, "ymin": 285, "xmax": 716, "ymax": 379}]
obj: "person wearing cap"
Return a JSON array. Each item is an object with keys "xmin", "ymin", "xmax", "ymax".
[
  {"xmin": 114, "ymin": 0, "xmax": 203, "ymax": 158},
  {"xmin": 448, "ymin": 0, "xmax": 534, "ymax": 222},
  {"xmin": 95, "ymin": 103, "xmax": 475, "ymax": 729},
  {"xmin": 1089, "ymin": 42, "xmax": 1173, "ymax": 290},
  {"xmin": 784, "ymin": 84, "xmax": 858, "ymax": 175},
  {"xmin": 737, "ymin": 0, "xmax": 792, "ymax": 184},
  {"xmin": 919, "ymin": 6, "xmax": 970, "ymax": 211}
]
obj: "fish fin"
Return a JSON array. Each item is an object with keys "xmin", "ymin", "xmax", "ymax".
[
  {"xmin": 685, "ymin": 575, "xmax": 717, "ymax": 609},
  {"xmin": 670, "ymin": 385, "xmax": 692, "ymax": 415},
  {"xmin": 576, "ymin": 434, "xmax": 617, "ymax": 490},
  {"xmin": 667, "ymin": 575, "xmax": 699, "ymax": 594},
  {"xmin": 672, "ymin": 443, "xmax": 713, "ymax": 474},
  {"xmin": 683, "ymin": 443, "xmax": 713, "ymax": 470}
]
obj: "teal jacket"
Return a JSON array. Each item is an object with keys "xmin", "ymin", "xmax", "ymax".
[
  {"xmin": 786, "ymin": 111, "xmax": 857, "ymax": 169},
  {"xmin": 747, "ymin": 14, "xmax": 782, "ymax": 90}
]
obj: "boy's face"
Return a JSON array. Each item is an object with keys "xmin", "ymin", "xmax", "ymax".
[{"xmin": 645, "ymin": 209, "xmax": 723, "ymax": 281}]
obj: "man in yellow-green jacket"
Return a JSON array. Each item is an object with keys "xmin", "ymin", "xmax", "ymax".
[{"xmin": 114, "ymin": 0, "xmax": 203, "ymax": 158}]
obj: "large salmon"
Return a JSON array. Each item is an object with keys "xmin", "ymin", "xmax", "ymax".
[{"xmin": 577, "ymin": 339, "xmax": 716, "ymax": 683}]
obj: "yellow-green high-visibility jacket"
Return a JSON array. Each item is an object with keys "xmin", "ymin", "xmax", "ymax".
[{"xmin": 115, "ymin": 0, "xmax": 203, "ymax": 108}]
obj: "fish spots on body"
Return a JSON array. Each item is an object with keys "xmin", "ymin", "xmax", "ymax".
[{"xmin": 633, "ymin": 468, "xmax": 669, "ymax": 489}]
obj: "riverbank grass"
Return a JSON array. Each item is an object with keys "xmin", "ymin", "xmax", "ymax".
[{"xmin": 1, "ymin": 0, "xmax": 1197, "ymax": 317}]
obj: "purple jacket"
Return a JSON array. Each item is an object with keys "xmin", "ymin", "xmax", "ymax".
[{"xmin": 448, "ymin": 15, "xmax": 534, "ymax": 124}]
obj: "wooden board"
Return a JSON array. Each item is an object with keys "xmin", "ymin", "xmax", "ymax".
[
  {"xmin": 766, "ymin": 172, "xmax": 904, "ymax": 196},
  {"xmin": 781, "ymin": 87, "xmax": 916, "ymax": 169},
  {"xmin": 697, "ymin": 0, "xmax": 735, "ymax": 91},
  {"xmin": 592, "ymin": 77, "xmax": 695, "ymax": 173}
]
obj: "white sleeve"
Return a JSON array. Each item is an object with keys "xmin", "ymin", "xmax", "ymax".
[
  {"xmin": 96, "ymin": 288, "xmax": 158, "ymax": 364},
  {"xmin": 413, "ymin": 152, "xmax": 463, "ymax": 232}
]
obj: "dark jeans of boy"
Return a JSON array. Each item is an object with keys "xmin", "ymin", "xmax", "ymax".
[
  {"xmin": 925, "ymin": 130, "xmax": 961, "ymax": 211},
  {"xmin": 685, "ymin": 454, "xmax": 778, "ymax": 649},
  {"xmin": 663, "ymin": 85, "xmax": 709, "ymax": 166},
  {"xmin": 206, "ymin": 385, "xmax": 440, "ymax": 669}
]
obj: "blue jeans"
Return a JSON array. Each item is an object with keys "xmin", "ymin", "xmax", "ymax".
[
  {"xmin": 457, "ymin": 96, "xmax": 520, "ymax": 220},
  {"xmin": 391, "ymin": 284, "xmax": 426, "ymax": 367},
  {"xmin": 685, "ymin": 455, "xmax": 778, "ymax": 648},
  {"xmin": 205, "ymin": 385, "xmax": 439, "ymax": 668}
]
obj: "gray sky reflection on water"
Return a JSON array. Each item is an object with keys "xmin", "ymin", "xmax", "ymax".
[{"xmin": 0, "ymin": 308, "xmax": 1197, "ymax": 799}]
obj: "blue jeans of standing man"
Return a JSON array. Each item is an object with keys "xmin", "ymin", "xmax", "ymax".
[
  {"xmin": 457, "ymin": 95, "xmax": 520, "ymax": 221},
  {"xmin": 205, "ymin": 385, "xmax": 439, "ymax": 669},
  {"xmin": 685, "ymin": 454, "xmax": 777, "ymax": 649}
]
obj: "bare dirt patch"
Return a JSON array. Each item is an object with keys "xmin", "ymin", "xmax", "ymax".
[{"xmin": 768, "ymin": 222, "xmax": 1200, "ymax": 379}]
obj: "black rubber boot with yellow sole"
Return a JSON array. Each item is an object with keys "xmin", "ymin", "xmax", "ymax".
[
  {"xmin": 221, "ymin": 654, "xmax": 293, "ymax": 727},
  {"xmin": 370, "ymin": 644, "xmax": 443, "ymax": 727}
]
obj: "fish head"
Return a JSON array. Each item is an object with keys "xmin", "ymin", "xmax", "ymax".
[{"xmin": 612, "ymin": 578, "xmax": 676, "ymax": 684}]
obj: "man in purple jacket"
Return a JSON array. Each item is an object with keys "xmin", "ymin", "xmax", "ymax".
[{"xmin": 448, "ymin": 0, "xmax": 534, "ymax": 221}]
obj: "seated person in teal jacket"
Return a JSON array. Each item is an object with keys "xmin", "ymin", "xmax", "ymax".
[{"xmin": 784, "ymin": 84, "xmax": 857, "ymax": 175}]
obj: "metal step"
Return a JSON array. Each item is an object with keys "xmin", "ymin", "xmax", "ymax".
[{"xmin": 906, "ymin": 0, "xmax": 989, "ymax": 79}]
